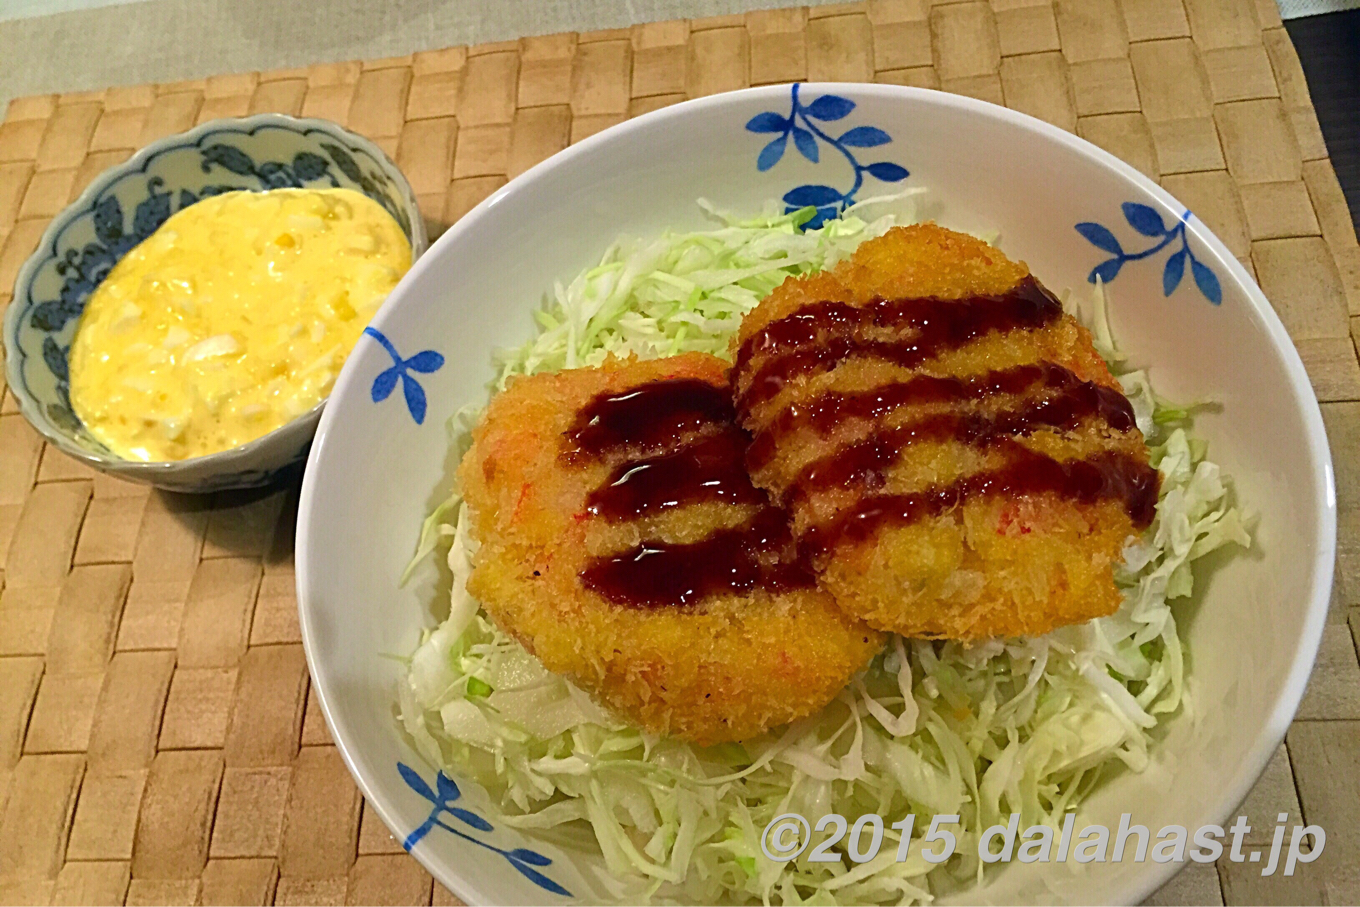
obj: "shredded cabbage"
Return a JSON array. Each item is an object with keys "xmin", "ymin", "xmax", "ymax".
[
  {"xmin": 490, "ymin": 192, "xmax": 927, "ymax": 386},
  {"xmin": 397, "ymin": 198, "xmax": 1250, "ymax": 904}
]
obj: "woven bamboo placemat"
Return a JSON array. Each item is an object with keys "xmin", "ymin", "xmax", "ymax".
[{"xmin": 0, "ymin": 1, "xmax": 1358, "ymax": 904}]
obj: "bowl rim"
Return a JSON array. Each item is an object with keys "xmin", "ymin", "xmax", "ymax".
[
  {"xmin": 296, "ymin": 83, "xmax": 1337, "ymax": 906},
  {"xmin": 3, "ymin": 112, "xmax": 428, "ymax": 477}
]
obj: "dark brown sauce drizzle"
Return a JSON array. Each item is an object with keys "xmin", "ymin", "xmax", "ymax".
[
  {"xmin": 568, "ymin": 379, "xmax": 812, "ymax": 607},
  {"xmin": 799, "ymin": 444, "xmax": 1160, "ymax": 561},
  {"xmin": 735, "ymin": 275, "xmax": 1157, "ymax": 563},
  {"xmin": 789, "ymin": 379, "xmax": 1137, "ymax": 500},
  {"xmin": 580, "ymin": 508, "xmax": 814, "ymax": 608},
  {"xmin": 585, "ymin": 430, "xmax": 763, "ymax": 519},
  {"xmin": 748, "ymin": 361, "xmax": 1100, "ymax": 471},
  {"xmin": 562, "ymin": 378, "xmax": 735, "ymax": 463},
  {"xmin": 733, "ymin": 276, "xmax": 1064, "ymax": 409},
  {"xmin": 568, "ymin": 274, "xmax": 1154, "ymax": 606}
]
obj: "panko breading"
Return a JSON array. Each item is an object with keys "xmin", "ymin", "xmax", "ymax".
[
  {"xmin": 731, "ymin": 224, "xmax": 1158, "ymax": 640},
  {"xmin": 459, "ymin": 352, "xmax": 883, "ymax": 745}
]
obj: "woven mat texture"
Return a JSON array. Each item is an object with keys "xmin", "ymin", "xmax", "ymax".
[{"xmin": 0, "ymin": 1, "xmax": 1358, "ymax": 904}]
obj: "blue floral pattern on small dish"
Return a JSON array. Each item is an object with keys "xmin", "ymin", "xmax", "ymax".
[
  {"xmin": 363, "ymin": 328, "xmax": 445, "ymax": 425},
  {"xmin": 747, "ymin": 83, "xmax": 910, "ymax": 228},
  {"xmin": 29, "ymin": 138, "xmax": 414, "ymax": 419},
  {"xmin": 4, "ymin": 114, "xmax": 427, "ymax": 493},
  {"xmin": 397, "ymin": 763, "xmax": 571, "ymax": 897},
  {"xmin": 1076, "ymin": 203, "xmax": 1222, "ymax": 305}
]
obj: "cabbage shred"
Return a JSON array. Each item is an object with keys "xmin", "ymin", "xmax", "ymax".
[{"xmin": 398, "ymin": 199, "xmax": 1250, "ymax": 904}]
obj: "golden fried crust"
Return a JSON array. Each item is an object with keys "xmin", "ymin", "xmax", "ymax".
[
  {"xmin": 731, "ymin": 224, "xmax": 1152, "ymax": 640},
  {"xmin": 734, "ymin": 222, "xmax": 1030, "ymax": 346},
  {"xmin": 459, "ymin": 352, "xmax": 884, "ymax": 744}
]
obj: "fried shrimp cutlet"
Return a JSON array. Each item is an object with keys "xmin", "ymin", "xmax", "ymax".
[
  {"xmin": 730, "ymin": 224, "xmax": 1159, "ymax": 640},
  {"xmin": 458, "ymin": 352, "xmax": 883, "ymax": 745}
]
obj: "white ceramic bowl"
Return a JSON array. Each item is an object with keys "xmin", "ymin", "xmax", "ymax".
[
  {"xmin": 5, "ymin": 114, "xmax": 427, "ymax": 493},
  {"xmin": 297, "ymin": 84, "xmax": 1335, "ymax": 905}
]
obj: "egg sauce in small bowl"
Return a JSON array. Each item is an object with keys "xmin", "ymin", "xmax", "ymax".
[
  {"xmin": 5, "ymin": 114, "xmax": 427, "ymax": 492},
  {"xmin": 70, "ymin": 187, "xmax": 410, "ymax": 463}
]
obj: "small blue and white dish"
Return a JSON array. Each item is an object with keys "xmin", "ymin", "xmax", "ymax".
[{"xmin": 4, "ymin": 114, "xmax": 427, "ymax": 493}]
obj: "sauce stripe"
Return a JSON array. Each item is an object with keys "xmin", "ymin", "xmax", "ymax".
[
  {"xmin": 747, "ymin": 361, "xmax": 1100, "ymax": 471},
  {"xmin": 580, "ymin": 509, "xmax": 813, "ymax": 608},
  {"xmin": 799, "ymin": 443, "xmax": 1160, "ymax": 561},
  {"xmin": 567, "ymin": 379, "xmax": 812, "ymax": 607},
  {"xmin": 788, "ymin": 379, "xmax": 1137, "ymax": 501},
  {"xmin": 562, "ymin": 378, "xmax": 735, "ymax": 463},
  {"xmin": 586, "ymin": 430, "xmax": 763, "ymax": 519},
  {"xmin": 734, "ymin": 276, "xmax": 1064, "ymax": 409}
]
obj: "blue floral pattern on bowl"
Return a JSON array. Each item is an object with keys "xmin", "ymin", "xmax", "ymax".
[
  {"xmin": 4, "ymin": 114, "xmax": 427, "ymax": 493},
  {"xmin": 363, "ymin": 327, "xmax": 445, "ymax": 425},
  {"xmin": 397, "ymin": 763, "xmax": 571, "ymax": 897},
  {"xmin": 747, "ymin": 83, "xmax": 910, "ymax": 228},
  {"xmin": 1076, "ymin": 203, "xmax": 1222, "ymax": 305}
]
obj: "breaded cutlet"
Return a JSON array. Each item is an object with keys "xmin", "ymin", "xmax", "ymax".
[
  {"xmin": 458, "ymin": 352, "xmax": 884, "ymax": 745},
  {"xmin": 730, "ymin": 224, "xmax": 1159, "ymax": 640}
]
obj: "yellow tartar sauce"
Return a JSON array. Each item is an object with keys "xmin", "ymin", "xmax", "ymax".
[{"xmin": 69, "ymin": 187, "xmax": 411, "ymax": 461}]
